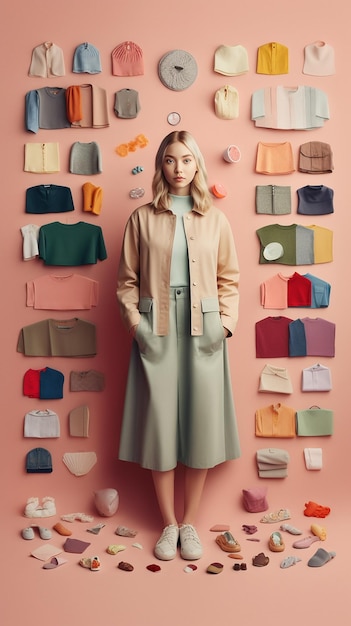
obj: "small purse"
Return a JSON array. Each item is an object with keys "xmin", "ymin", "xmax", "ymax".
[
  {"xmin": 296, "ymin": 405, "xmax": 333, "ymax": 436},
  {"xmin": 298, "ymin": 141, "xmax": 333, "ymax": 174},
  {"xmin": 242, "ymin": 487, "xmax": 268, "ymax": 513}
]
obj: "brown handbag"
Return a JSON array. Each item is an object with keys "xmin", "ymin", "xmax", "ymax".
[{"xmin": 298, "ymin": 141, "xmax": 333, "ymax": 173}]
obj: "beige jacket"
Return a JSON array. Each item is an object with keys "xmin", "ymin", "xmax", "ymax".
[{"xmin": 117, "ymin": 202, "xmax": 239, "ymax": 336}]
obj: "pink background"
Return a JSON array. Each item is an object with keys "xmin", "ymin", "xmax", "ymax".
[{"xmin": 3, "ymin": 0, "xmax": 350, "ymax": 623}]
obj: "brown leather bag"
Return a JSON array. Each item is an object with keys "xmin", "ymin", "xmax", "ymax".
[{"xmin": 298, "ymin": 141, "xmax": 333, "ymax": 173}]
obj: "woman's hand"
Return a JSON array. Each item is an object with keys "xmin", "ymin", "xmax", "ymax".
[{"xmin": 130, "ymin": 325, "xmax": 139, "ymax": 339}]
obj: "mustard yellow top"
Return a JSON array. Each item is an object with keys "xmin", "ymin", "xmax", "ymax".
[{"xmin": 257, "ymin": 42, "xmax": 289, "ymax": 75}]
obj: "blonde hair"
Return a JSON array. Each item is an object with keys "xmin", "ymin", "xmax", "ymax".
[{"xmin": 151, "ymin": 131, "xmax": 212, "ymax": 212}]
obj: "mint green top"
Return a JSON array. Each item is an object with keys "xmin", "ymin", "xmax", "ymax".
[{"xmin": 169, "ymin": 195, "xmax": 192, "ymax": 286}]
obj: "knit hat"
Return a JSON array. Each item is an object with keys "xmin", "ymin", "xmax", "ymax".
[
  {"xmin": 214, "ymin": 45, "xmax": 249, "ymax": 76},
  {"xmin": 29, "ymin": 42, "xmax": 65, "ymax": 77},
  {"xmin": 303, "ymin": 41, "xmax": 335, "ymax": 76},
  {"xmin": 26, "ymin": 447, "xmax": 53, "ymax": 473},
  {"xmin": 158, "ymin": 50, "xmax": 198, "ymax": 91},
  {"xmin": 73, "ymin": 42, "xmax": 102, "ymax": 74},
  {"xmin": 82, "ymin": 182, "xmax": 103, "ymax": 215},
  {"xmin": 214, "ymin": 85, "xmax": 239, "ymax": 119},
  {"xmin": 257, "ymin": 42, "xmax": 289, "ymax": 75},
  {"xmin": 111, "ymin": 41, "xmax": 144, "ymax": 76}
]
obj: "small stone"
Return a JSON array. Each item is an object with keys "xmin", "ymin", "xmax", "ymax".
[
  {"xmin": 209, "ymin": 524, "xmax": 230, "ymax": 532},
  {"xmin": 115, "ymin": 525, "xmax": 138, "ymax": 538},
  {"xmin": 206, "ymin": 562, "xmax": 223, "ymax": 574},
  {"xmin": 146, "ymin": 563, "xmax": 161, "ymax": 572},
  {"xmin": 118, "ymin": 561, "xmax": 134, "ymax": 571},
  {"xmin": 132, "ymin": 542, "xmax": 143, "ymax": 550},
  {"xmin": 227, "ymin": 553, "xmax": 243, "ymax": 559},
  {"xmin": 106, "ymin": 544, "xmax": 126, "ymax": 555},
  {"xmin": 184, "ymin": 564, "xmax": 197, "ymax": 573}
]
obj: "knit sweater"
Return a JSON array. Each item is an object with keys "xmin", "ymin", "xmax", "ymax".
[
  {"xmin": 69, "ymin": 142, "xmax": 102, "ymax": 175},
  {"xmin": 25, "ymin": 87, "xmax": 70, "ymax": 133},
  {"xmin": 38, "ymin": 221, "xmax": 107, "ymax": 266}
]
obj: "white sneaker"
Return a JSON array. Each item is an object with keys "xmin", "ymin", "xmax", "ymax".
[
  {"xmin": 179, "ymin": 524, "xmax": 203, "ymax": 560},
  {"xmin": 154, "ymin": 525, "xmax": 179, "ymax": 561}
]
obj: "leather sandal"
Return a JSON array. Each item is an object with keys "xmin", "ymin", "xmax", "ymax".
[{"xmin": 215, "ymin": 531, "xmax": 241, "ymax": 553}]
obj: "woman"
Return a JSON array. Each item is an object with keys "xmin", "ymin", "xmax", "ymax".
[{"xmin": 117, "ymin": 130, "xmax": 240, "ymax": 561}]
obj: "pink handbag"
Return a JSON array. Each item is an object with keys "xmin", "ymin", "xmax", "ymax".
[{"xmin": 242, "ymin": 487, "xmax": 268, "ymax": 513}]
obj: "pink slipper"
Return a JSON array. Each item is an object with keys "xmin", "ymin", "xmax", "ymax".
[
  {"xmin": 292, "ymin": 536, "xmax": 320, "ymax": 549},
  {"xmin": 43, "ymin": 556, "xmax": 67, "ymax": 569}
]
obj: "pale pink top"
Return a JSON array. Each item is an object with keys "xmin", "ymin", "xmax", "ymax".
[
  {"xmin": 260, "ymin": 273, "xmax": 292, "ymax": 309},
  {"xmin": 26, "ymin": 273, "xmax": 99, "ymax": 310}
]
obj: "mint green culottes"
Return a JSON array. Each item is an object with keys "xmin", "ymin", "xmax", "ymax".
[{"xmin": 118, "ymin": 287, "xmax": 241, "ymax": 471}]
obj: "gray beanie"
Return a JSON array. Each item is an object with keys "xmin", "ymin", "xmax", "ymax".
[
  {"xmin": 73, "ymin": 42, "xmax": 102, "ymax": 74},
  {"xmin": 158, "ymin": 50, "xmax": 198, "ymax": 91}
]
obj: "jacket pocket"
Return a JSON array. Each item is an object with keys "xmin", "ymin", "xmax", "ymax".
[{"xmin": 198, "ymin": 297, "xmax": 224, "ymax": 354}]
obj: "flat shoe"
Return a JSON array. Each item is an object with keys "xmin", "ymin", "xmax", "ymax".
[
  {"xmin": 216, "ymin": 531, "xmax": 241, "ymax": 553},
  {"xmin": 260, "ymin": 509, "xmax": 291, "ymax": 524},
  {"xmin": 252, "ymin": 552, "xmax": 269, "ymax": 567},
  {"xmin": 268, "ymin": 531, "xmax": 285, "ymax": 552},
  {"xmin": 22, "ymin": 527, "xmax": 35, "ymax": 540},
  {"xmin": 280, "ymin": 556, "xmax": 302, "ymax": 569},
  {"xmin": 308, "ymin": 548, "xmax": 336, "ymax": 567},
  {"xmin": 280, "ymin": 523, "xmax": 302, "ymax": 535},
  {"xmin": 292, "ymin": 536, "xmax": 320, "ymax": 549},
  {"xmin": 43, "ymin": 557, "xmax": 67, "ymax": 569},
  {"xmin": 31, "ymin": 525, "xmax": 52, "ymax": 540},
  {"xmin": 179, "ymin": 524, "xmax": 203, "ymax": 560}
]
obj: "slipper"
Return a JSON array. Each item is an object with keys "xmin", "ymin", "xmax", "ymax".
[
  {"xmin": 280, "ymin": 523, "xmax": 303, "ymax": 535},
  {"xmin": 260, "ymin": 509, "xmax": 291, "ymax": 524},
  {"xmin": 252, "ymin": 552, "xmax": 269, "ymax": 567},
  {"xmin": 22, "ymin": 527, "xmax": 35, "ymax": 540},
  {"xmin": 215, "ymin": 532, "xmax": 241, "ymax": 553},
  {"xmin": 268, "ymin": 531, "xmax": 285, "ymax": 552},
  {"xmin": 311, "ymin": 523, "xmax": 327, "ymax": 540},
  {"xmin": 280, "ymin": 556, "xmax": 302, "ymax": 569},
  {"xmin": 43, "ymin": 556, "xmax": 67, "ymax": 570},
  {"xmin": 31, "ymin": 525, "xmax": 52, "ymax": 540},
  {"xmin": 292, "ymin": 536, "xmax": 320, "ymax": 549},
  {"xmin": 307, "ymin": 548, "xmax": 336, "ymax": 567}
]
